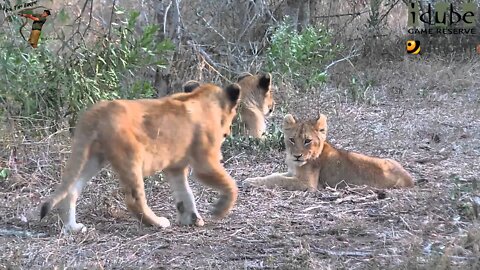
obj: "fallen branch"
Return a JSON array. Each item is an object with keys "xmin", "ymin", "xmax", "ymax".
[
  {"xmin": 0, "ymin": 228, "xmax": 48, "ymax": 238},
  {"xmin": 232, "ymin": 235, "xmax": 264, "ymax": 243},
  {"xmin": 312, "ymin": 248, "xmax": 373, "ymax": 257},
  {"xmin": 302, "ymin": 202, "xmax": 330, "ymax": 212},
  {"xmin": 314, "ymin": 11, "xmax": 369, "ymax": 19},
  {"xmin": 324, "ymin": 52, "xmax": 360, "ymax": 72}
]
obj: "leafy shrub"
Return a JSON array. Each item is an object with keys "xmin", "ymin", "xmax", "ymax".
[
  {"xmin": 0, "ymin": 11, "xmax": 174, "ymax": 130},
  {"xmin": 265, "ymin": 20, "xmax": 341, "ymax": 89},
  {"xmin": 223, "ymin": 118, "xmax": 285, "ymax": 155}
]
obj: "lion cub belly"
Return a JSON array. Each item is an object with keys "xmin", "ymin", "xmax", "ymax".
[{"xmin": 141, "ymin": 145, "xmax": 190, "ymax": 176}]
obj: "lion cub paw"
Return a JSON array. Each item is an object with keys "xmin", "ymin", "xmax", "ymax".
[
  {"xmin": 243, "ymin": 177, "xmax": 262, "ymax": 187},
  {"xmin": 175, "ymin": 202, "xmax": 204, "ymax": 227},
  {"xmin": 62, "ymin": 223, "xmax": 87, "ymax": 234},
  {"xmin": 153, "ymin": 216, "xmax": 171, "ymax": 228},
  {"xmin": 177, "ymin": 213, "xmax": 205, "ymax": 227}
]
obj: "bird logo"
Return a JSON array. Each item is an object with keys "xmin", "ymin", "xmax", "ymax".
[{"xmin": 406, "ymin": 40, "xmax": 421, "ymax": 54}]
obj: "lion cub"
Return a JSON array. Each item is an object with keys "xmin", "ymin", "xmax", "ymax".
[
  {"xmin": 245, "ymin": 114, "xmax": 414, "ymax": 191},
  {"xmin": 184, "ymin": 72, "xmax": 275, "ymax": 138},
  {"xmin": 40, "ymin": 83, "xmax": 241, "ymax": 233}
]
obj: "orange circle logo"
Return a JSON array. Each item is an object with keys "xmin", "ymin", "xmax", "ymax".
[
  {"xmin": 406, "ymin": 40, "xmax": 421, "ymax": 54},
  {"xmin": 476, "ymin": 44, "xmax": 480, "ymax": 54}
]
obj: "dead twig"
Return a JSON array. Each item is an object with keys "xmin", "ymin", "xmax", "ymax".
[
  {"xmin": 302, "ymin": 202, "xmax": 330, "ymax": 212},
  {"xmin": 312, "ymin": 248, "xmax": 373, "ymax": 257},
  {"xmin": 0, "ymin": 228, "xmax": 48, "ymax": 238}
]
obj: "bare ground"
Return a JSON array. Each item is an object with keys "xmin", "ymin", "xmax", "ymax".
[{"xmin": 1, "ymin": 56, "xmax": 479, "ymax": 269}]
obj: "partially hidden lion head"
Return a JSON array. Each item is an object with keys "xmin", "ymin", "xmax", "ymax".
[
  {"xmin": 236, "ymin": 72, "xmax": 275, "ymax": 118},
  {"xmin": 183, "ymin": 72, "xmax": 275, "ymax": 138},
  {"xmin": 283, "ymin": 113, "xmax": 328, "ymax": 166}
]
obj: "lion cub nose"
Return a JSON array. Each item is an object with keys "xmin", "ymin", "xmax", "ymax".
[{"xmin": 293, "ymin": 154, "xmax": 303, "ymax": 159}]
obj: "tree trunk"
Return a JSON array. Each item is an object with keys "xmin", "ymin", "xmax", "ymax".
[
  {"xmin": 285, "ymin": 0, "xmax": 311, "ymax": 32},
  {"xmin": 153, "ymin": 0, "xmax": 182, "ymax": 97}
]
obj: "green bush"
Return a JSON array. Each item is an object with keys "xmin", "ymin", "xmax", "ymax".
[
  {"xmin": 0, "ymin": 11, "xmax": 174, "ymax": 130},
  {"xmin": 223, "ymin": 118, "xmax": 285, "ymax": 155},
  {"xmin": 265, "ymin": 20, "xmax": 341, "ymax": 89}
]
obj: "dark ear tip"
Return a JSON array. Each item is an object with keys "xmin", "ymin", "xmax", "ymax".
[
  {"xmin": 261, "ymin": 72, "xmax": 271, "ymax": 80},
  {"xmin": 225, "ymin": 83, "xmax": 241, "ymax": 103},
  {"xmin": 183, "ymin": 80, "xmax": 201, "ymax": 93},
  {"xmin": 228, "ymin": 83, "xmax": 241, "ymax": 93},
  {"xmin": 258, "ymin": 72, "xmax": 272, "ymax": 90}
]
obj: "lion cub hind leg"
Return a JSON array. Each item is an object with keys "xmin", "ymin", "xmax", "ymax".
[
  {"xmin": 244, "ymin": 173, "xmax": 313, "ymax": 191},
  {"xmin": 164, "ymin": 168, "xmax": 204, "ymax": 226},
  {"xmin": 191, "ymin": 158, "xmax": 238, "ymax": 219},
  {"xmin": 386, "ymin": 159, "xmax": 415, "ymax": 188},
  {"xmin": 57, "ymin": 155, "xmax": 104, "ymax": 233},
  {"xmin": 40, "ymin": 153, "xmax": 104, "ymax": 233}
]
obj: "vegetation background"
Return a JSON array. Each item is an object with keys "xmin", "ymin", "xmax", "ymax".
[{"xmin": 0, "ymin": 0, "xmax": 479, "ymax": 269}]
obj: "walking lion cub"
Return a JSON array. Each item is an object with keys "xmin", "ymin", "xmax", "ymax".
[
  {"xmin": 245, "ymin": 113, "xmax": 414, "ymax": 191},
  {"xmin": 40, "ymin": 83, "xmax": 241, "ymax": 232}
]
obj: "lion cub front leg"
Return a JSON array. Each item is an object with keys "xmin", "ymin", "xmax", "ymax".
[
  {"xmin": 245, "ymin": 166, "xmax": 318, "ymax": 192},
  {"xmin": 190, "ymin": 154, "xmax": 238, "ymax": 219},
  {"xmin": 244, "ymin": 173, "xmax": 309, "ymax": 191},
  {"xmin": 164, "ymin": 168, "xmax": 204, "ymax": 227}
]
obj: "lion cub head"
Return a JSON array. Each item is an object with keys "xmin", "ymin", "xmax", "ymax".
[
  {"xmin": 183, "ymin": 72, "xmax": 275, "ymax": 138},
  {"xmin": 182, "ymin": 82, "xmax": 241, "ymax": 140},
  {"xmin": 283, "ymin": 113, "xmax": 328, "ymax": 166},
  {"xmin": 236, "ymin": 72, "xmax": 275, "ymax": 118}
]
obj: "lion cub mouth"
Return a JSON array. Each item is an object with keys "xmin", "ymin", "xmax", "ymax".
[{"xmin": 290, "ymin": 157, "xmax": 307, "ymax": 166}]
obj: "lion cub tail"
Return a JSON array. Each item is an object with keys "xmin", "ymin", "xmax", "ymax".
[{"xmin": 40, "ymin": 131, "xmax": 97, "ymax": 219}]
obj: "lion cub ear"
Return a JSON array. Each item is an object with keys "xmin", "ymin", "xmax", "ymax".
[
  {"xmin": 183, "ymin": 80, "xmax": 201, "ymax": 93},
  {"xmin": 258, "ymin": 72, "xmax": 272, "ymax": 93},
  {"xmin": 224, "ymin": 83, "xmax": 241, "ymax": 107},
  {"xmin": 315, "ymin": 114, "xmax": 328, "ymax": 133},
  {"xmin": 283, "ymin": 114, "xmax": 296, "ymax": 130}
]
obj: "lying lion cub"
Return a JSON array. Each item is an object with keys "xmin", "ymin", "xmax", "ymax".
[
  {"xmin": 184, "ymin": 72, "xmax": 275, "ymax": 138},
  {"xmin": 40, "ymin": 83, "xmax": 241, "ymax": 233},
  {"xmin": 245, "ymin": 114, "xmax": 414, "ymax": 191}
]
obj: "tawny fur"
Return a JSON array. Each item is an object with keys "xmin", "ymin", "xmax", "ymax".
[
  {"xmin": 183, "ymin": 72, "xmax": 275, "ymax": 138},
  {"xmin": 40, "ymin": 83, "xmax": 241, "ymax": 233},
  {"xmin": 245, "ymin": 114, "xmax": 414, "ymax": 191}
]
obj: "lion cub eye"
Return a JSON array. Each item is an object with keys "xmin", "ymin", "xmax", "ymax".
[
  {"xmin": 319, "ymin": 128, "xmax": 325, "ymax": 133},
  {"xmin": 304, "ymin": 139, "xmax": 312, "ymax": 145},
  {"xmin": 289, "ymin": 138, "xmax": 295, "ymax": 144}
]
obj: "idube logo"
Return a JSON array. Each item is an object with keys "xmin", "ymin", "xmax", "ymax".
[{"xmin": 407, "ymin": 1, "xmax": 477, "ymax": 35}]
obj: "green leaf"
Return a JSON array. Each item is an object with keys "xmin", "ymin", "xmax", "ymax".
[
  {"xmin": 58, "ymin": 8, "xmax": 70, "ymax": 24},
  {"xmin": 0, "ymin": 168, "xmax": 10, "ymax": 179},
  {"xmin": 127, "ymin": 11, "xmax": 140, "ymax": 29}
]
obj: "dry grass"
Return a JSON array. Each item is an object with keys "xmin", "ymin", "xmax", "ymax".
[{"xmin": 1, "ymin": 55, "xmax": 480, "ymax": 269}]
